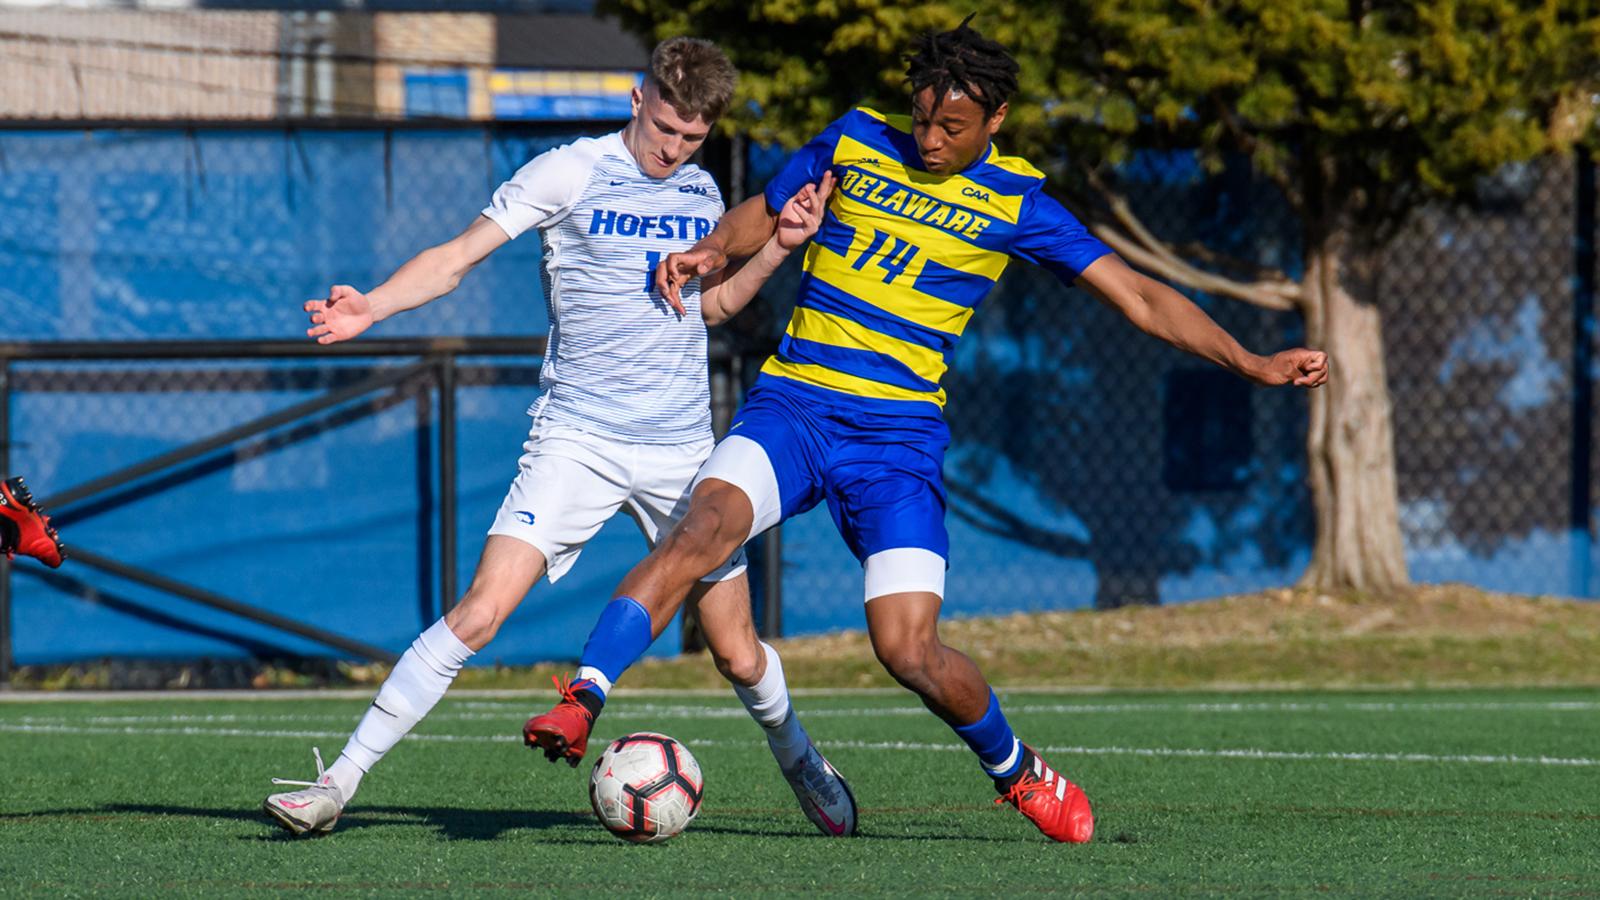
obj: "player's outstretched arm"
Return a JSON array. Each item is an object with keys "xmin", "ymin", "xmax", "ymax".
[
  {"xmin": 305, "ymin": 216, "xmax": 510, "ymax": 344},
  {"xmin": 1078, "ymin": 255, "xmax": 1329, "ymax": 388},
  {"xmin": 701, "ymin": 173, "xmax": 835, "ymax": 326},
  {"xmin": 655, "ymin": 194, "xmax": 781, "ymax": 317}
]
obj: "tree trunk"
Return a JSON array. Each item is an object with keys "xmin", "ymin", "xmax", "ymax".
[{"xmin": 1298, "ymin": 232, "xmax": 1410, "ymax": 592}]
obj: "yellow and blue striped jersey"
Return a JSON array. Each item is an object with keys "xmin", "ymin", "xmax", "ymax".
[{"xmin": 759, "ymin": 107, "xmax": 1112, "ymax": 416}]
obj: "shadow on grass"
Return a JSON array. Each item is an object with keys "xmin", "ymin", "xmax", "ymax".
[
  {"xmin": 276, "ymin": 806, "xmax": 596, "ymax": 841},
  {"xmin": 0, "ymin": 804, "xmax": 588, "ymax": 842},
  {"xmin": 2, "ymin": 804, "xmax": 1022, "ymax": 843}
]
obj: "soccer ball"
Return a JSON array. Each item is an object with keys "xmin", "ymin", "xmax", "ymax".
[{"xmin": 588, "ymin": 732, "xmax": 704, "ymax": 843}]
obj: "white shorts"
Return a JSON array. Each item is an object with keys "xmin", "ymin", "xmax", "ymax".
[
  {"xmin": 488, "ymin": 420, "xmax": 748, "ymax": 584},
  {"xmin": 693, "ymin": 434, "xmax": 945, "ymax": 602}
]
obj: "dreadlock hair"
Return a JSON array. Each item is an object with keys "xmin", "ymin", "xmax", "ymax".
[{"xmin": 904, "ymin": 14, "xmax": 1020, "ymax": 118}]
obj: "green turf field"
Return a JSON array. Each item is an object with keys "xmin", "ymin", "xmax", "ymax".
[{"xmin": 3, "ymin": 687, "xmax": 1597, "ymax": 896}]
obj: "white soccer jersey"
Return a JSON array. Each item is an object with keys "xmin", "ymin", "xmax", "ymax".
[{"xmin": 482, "ymin": 131, "xmax": 724, "ymax": 444}]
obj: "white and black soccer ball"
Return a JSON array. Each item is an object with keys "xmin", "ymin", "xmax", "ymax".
[{"xmin": 588, "ymin": 732, "xmax": 704, "ymax": 843}]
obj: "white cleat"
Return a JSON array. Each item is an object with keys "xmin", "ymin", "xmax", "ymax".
[
  {"xmin": 263, "ymin": 747, "xmax": 347, "ymax": 836},
  {"xmin": 781, "ymin": 742, "xmax": 859, "ymax": 836}
]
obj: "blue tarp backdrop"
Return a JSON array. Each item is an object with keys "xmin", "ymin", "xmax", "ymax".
[
  {"xmin": 1, "ymin": 127, "xmax": 1588, "ymax": 666},
  {"xmin": 1, "ymin": 127, "xmax": 676, "ymax": 665}
]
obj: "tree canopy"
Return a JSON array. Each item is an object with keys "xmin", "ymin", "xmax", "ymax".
[{"xmin": 605, "ymin": 0, "xmax": 1600, "ymax": 226}]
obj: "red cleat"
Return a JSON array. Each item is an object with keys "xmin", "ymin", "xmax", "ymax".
[
  {"xmin": 523, "ymin": 675, "xmax": 599, "ymax": 767},
  {"xmin": 0, "ymin": 477, "xmax": 64, "ymax": 569},
  {"xmin": 995, "ymin": 745, "xmax": 1094, "ymax": 843}
]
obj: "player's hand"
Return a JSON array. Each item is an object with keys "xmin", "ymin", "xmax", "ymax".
[
  {"xmin": 1251, "ymin": 348, "xmax": 1329, "ymax": 387},
  {"xmin": 776, "ymin": 171, "xmax": 836, "ymax": 252},
  {"xmin": 305, "ymin": 284, "xmax": 374, "ymax": 344},
  {"xmin": 656, "ymin": 248, "xmax": 727, "ymax": 317}
]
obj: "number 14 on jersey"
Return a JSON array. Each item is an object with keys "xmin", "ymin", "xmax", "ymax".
[
  {"xmin": 645, "ymin": 229, "xmax": 920, "ymax": 298},
  {"xmin": 851, "ymin": 229, "xmax": 919, "ymax": 284}
]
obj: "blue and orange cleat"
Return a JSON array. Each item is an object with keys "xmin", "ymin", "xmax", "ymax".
[
  {"xmin": 0, "ymin": 477, "xmax": 64, "ymax": 568},
  {"xmin": 995, "ymin": 745, "xmax": 1094, "ymax": 843},
  {"xmin": 523, "ymin": 675, "xmax": 601, "ymax": 767}
]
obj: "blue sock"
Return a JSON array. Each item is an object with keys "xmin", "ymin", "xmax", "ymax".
[
  {"xmin": 952, "ymin": 690, "xmax": 1023, "ymax": 778},
  {"xmin": 574, "ymin": 596, "xmax": 654, "ymax": 700}
]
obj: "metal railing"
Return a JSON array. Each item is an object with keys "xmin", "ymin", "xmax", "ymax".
[{"xmin": 0, "ymin": 337, "xmax": 782, "ymax": 683}]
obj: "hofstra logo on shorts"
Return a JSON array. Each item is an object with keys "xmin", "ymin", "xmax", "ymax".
[{"xmin": 589, "ymin": 209, "xmax": 714, "ymax": 240}]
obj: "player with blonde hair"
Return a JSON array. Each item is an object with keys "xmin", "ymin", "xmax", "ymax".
[{"xmin": 264, "ymin": 37, "xmax": 856, "ymax": 839}]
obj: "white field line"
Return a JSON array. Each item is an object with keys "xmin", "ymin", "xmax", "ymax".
[
  {"xmin": 0, "ymin": 721, "xmax": 1595, "ymax": 769},
  {"xmin": 0, "ymin": 688, "xmax": 913, "ymax": 704},
  {"xmin": 819, "ymin": 740, "xmax": 1600, "ymax": 768},
  {"xmin": 8, "ymin": 684, "xmax": 1594, "ymax": 704},
  {"xmin": 451, "ymin": 699, "xmax": 1600, "ymax": 716},
  {"xmin": 4, "ymin": 699, "xmax": 1599, "ymax": 728}
]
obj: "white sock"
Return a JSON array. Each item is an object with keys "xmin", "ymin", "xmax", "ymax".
[
  {"xmin": 327, "ymin": 618, "xmax": 474, "ymax": 802},
  {"xmin": 574, "ymin": 665, "xmax": 613, "ymax": 697},
  {"xmin": 733, "ymin": 642, "xmax": 810, "ymax": 771}
]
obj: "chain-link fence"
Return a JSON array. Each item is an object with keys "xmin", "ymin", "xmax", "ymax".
[
  {"xmin": 1381, "ymin": 158, "xmax": 1588, "ymax": 597},
  {"xmin": 694, "ymin": 146, "xmax": 1597, "ymax": 626},
  {"xmin": 0, "ymin": 124, "xmax": 641, "ymax": 669},
  {"xmin": 2, "ymin": 124, "xmax": 1594, "ymax": 666}
]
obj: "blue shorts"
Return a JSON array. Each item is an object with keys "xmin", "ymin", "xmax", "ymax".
[{"xmin": 717, "ymin": 376, "xmax": 950, "ymax": 563}]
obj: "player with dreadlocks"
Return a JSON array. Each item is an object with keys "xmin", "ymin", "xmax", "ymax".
[
  {"xmin": 904, "ymin": 14, "xmax": 1019, "ymax": 124},
  {"xmin": 526, "ymin": 17, "xmax": 1327, "ymax": 842}
]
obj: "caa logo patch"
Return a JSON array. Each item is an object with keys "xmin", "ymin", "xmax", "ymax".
[
  {"xmin": 961, "ymin": 186, "xmax": 992, "ymax": 202},
  {"xmin": 514, "ymin": 511, "xmax": 537, "ymax": 525},
  {"xmin": 678, "ymin": 184, "xmax": 709, "ymax": 196}
]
